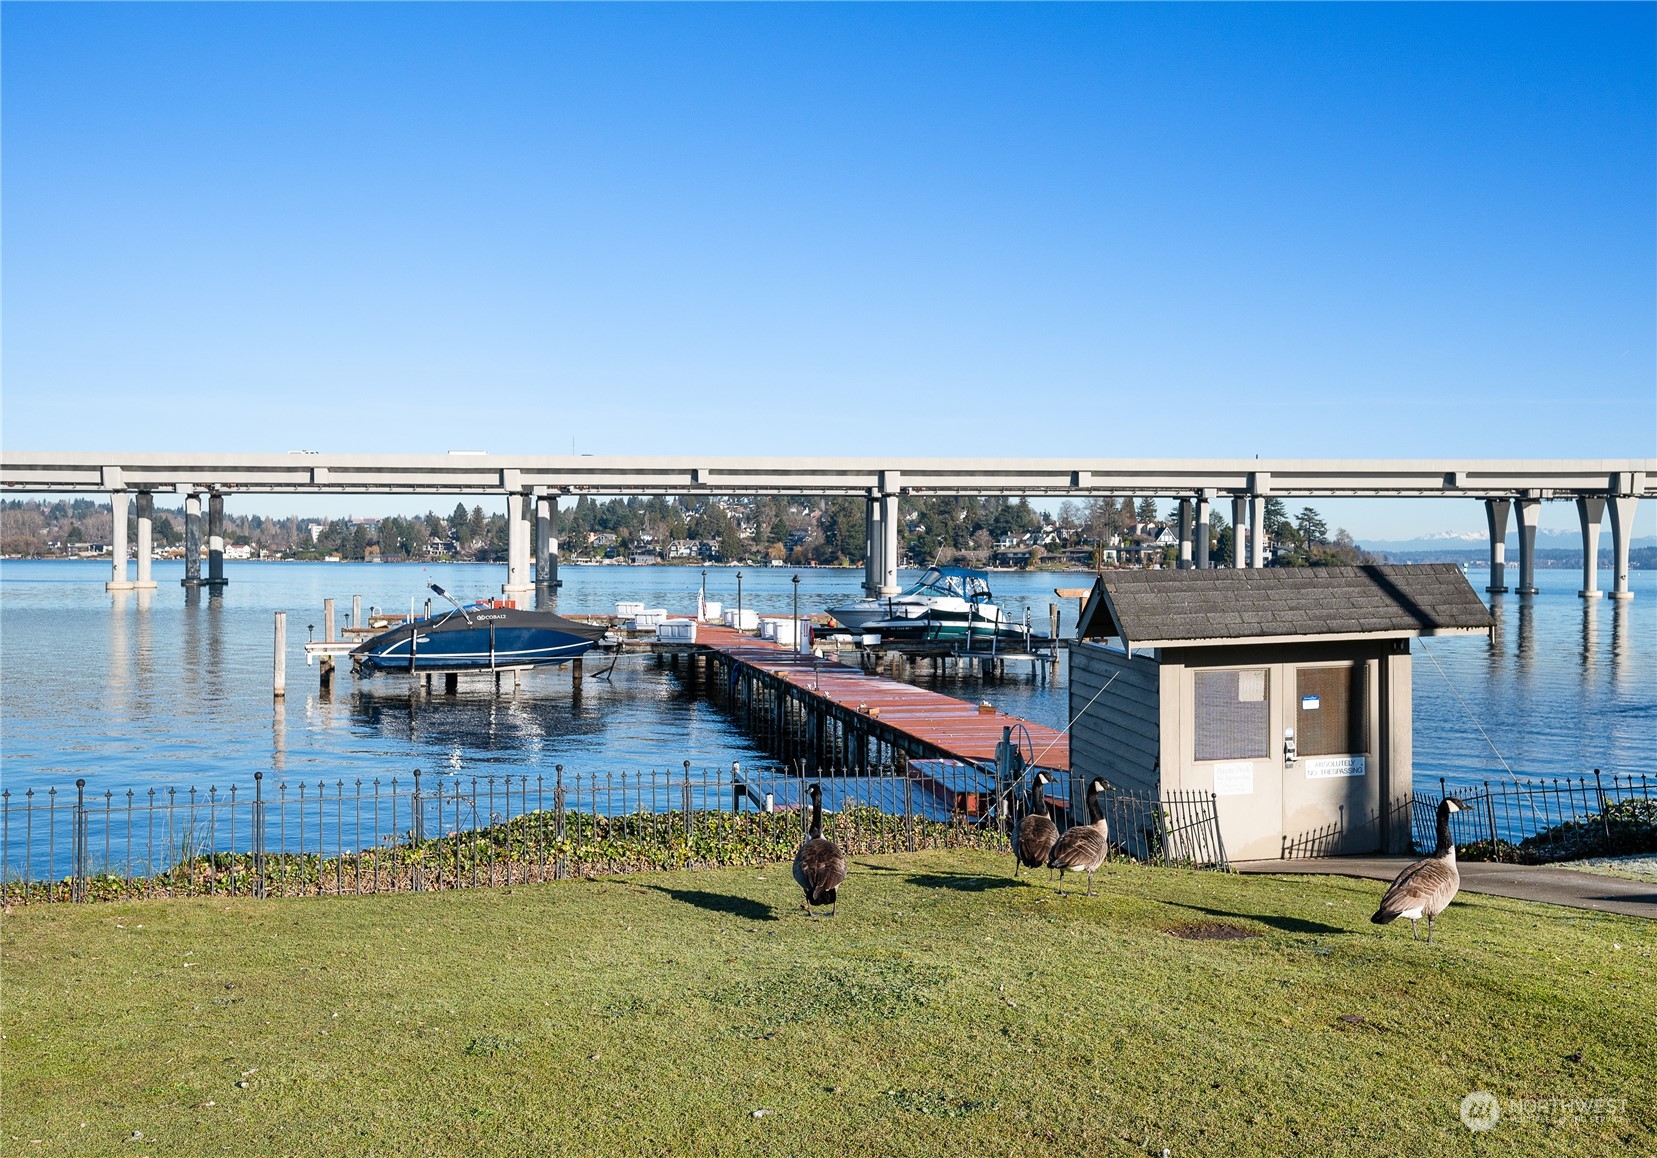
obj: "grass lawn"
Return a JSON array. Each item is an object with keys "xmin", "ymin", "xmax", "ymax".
[{"xmin": 3, "ymin": 849, "xmax": 1652, "ymax": 1156}]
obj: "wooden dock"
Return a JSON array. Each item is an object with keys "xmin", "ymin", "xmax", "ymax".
[{"xmin": 682, "ymin": 623, "xmax": 1069, "ymax": 775}]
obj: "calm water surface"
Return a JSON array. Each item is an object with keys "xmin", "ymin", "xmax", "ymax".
[{"xmin": 1, "ymin": 560, "xmax": 1651, "ymax": 801}]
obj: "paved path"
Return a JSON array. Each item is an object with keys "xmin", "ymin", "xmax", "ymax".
[{"xmin": 1235, "ymin": 856, "xmax": 1656, "ymax": 920}]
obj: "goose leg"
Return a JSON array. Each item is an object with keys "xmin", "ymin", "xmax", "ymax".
[
  {"xmin": 1410, "ymin": 918, "xmax": 1419, "ymax": 941},
  {"xmin": 1086, "ymin": 871, "xmax": 1095, "ymax": 897},
  {"xmin": 1427, "ymin": 914, "xmax": 1435, "ymax": 944}
]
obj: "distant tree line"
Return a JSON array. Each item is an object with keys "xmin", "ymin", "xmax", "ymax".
[{"xmin": 7, "ymin": 493, "xmax": 1543, "ymax": 572}]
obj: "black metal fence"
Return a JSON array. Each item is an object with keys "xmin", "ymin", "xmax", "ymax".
[
  {"xmin": 3, "ymin": 761, "xmax": 1237, "ymax": 904},
  {"xmin": 1411, "ymin": 771, "xmax": 1654, "ymax": 862},
  {"xmin": 0, "ymin": 763, "xmax": 1012, "ymax": 905},
  {"xmin": 1092, "ymin": 787, "xmax": 1230, "ymax": 871}
]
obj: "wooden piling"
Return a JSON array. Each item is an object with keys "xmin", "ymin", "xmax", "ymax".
[
  {"xmin": 273, "ymin": 611, "xmax": 287, "ymax": 697},
  {"xmin": 351, "ymin": 594, "xmax": 362, "ymax": 630},
  {"xmin": 445, "ymin": 673, "xmax": 458, "ymax": 695},
  {"xmin": 324, "ymin": 598, "xmax": 336, "ymax": 643},
  {"xmin": 572, "ymin": 657, "xmax": 583, "ymax": 688}
]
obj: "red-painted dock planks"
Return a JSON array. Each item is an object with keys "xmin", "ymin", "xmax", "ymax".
[{"xmin": 693, "ymin": 624, "xmax": 1069, "ymax": 771}]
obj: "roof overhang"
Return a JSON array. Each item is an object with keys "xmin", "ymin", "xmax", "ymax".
[
  {"xmin": 1126, "ymin": 626, "xmax": 1490, "ymax": 650},
  {"xmin": 1073, "ymin": 574, "xmax": 1493, "ymax": 652}
]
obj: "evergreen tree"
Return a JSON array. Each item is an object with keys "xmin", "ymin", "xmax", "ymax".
[{"xmin": 1296, "ymin": 507, "xmax": 1329, "ymax": 546}]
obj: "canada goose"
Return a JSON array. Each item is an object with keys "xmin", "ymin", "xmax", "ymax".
[
  {"xmin": 1371, "ymin": 796, "xmax": 1468, "ymax": 942},
  {"xmin": 793, "ymin": 783, "xmax": 847, "ymax": 917},
  {"xmin": 1048, "ymin": 778, "xmax": 1109, "ymax": 896},
  {"xmin": 1013, "ymin": 771, "xmax": 1059, "ymax": 878}
]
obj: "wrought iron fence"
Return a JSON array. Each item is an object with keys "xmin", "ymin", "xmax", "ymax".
[
  {"xmin": 1280, "ymin": 796, "xmax": 1414, "ymax": 860},
  {"xmin": 1, "ymin": 762, "xmax": 1010, "ymax": 905},
  {"xmin": 997, "ymin": 770, "xmax": 1230, "ymax": 871},
  {"xmin": 1410, "ymin": 771, "xmax": 1654, "ymax": 862}
]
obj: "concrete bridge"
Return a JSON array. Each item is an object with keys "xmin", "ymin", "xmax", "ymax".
[{"xmin": 2, "ymin": 452, "xmax": 1649, "ymax": 601}]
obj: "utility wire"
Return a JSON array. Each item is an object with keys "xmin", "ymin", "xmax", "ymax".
[
  {"xmin": 1416, "ymin": 636, "xmax": 1520, "ymax": 784},
  {"xmin": 1031, "ymin": 668, "xmax": 1121, "ymax": 767}
]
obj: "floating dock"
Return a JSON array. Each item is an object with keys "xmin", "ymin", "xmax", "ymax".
[{"xmin": 676, "ymin": 623, "xmax": 1069, "ymax": 777}]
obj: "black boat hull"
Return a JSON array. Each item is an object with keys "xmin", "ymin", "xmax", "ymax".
[{"xmin": 351, "ymin": 607, "xmax": 604, "ymax": 675}]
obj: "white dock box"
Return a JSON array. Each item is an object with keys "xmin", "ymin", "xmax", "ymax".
[
  {"xmin": 723, "ymin": 608, "xmax": 759, "ymax": 631},
  {"xmin": 657, "ymin": 619, "xmax": 697, "ymax": 644},
  {"xmin": 616, "ymin": 601, "xmax": 645, "ymax": 619},
  {"xmin": 700, "ymin": 600, "xmax": 722, "ymax": 623},
  {"xmin": 761, "ymin": 618, "xmax": 799, "ymax": 646},
  {"xmin": 632, "ymin": 608, "xmax": 669, "ymax": 631}
]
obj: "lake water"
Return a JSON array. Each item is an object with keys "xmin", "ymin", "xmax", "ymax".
[{"xmin": 1, "ymin": 560, "xmax": 1651, "ymax": 807}]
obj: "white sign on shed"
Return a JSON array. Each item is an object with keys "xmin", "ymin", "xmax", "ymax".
[{"xmin": 1213, "ymin": 761, "xmax": 1255, "ymax": 796}]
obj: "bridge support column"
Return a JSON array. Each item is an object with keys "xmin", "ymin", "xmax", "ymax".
[
  {"xmin": 181, "ymin": 492, "xmax": 203, "ymax": 587},
  {"xmin": 863, "ymin": 492, "xmax": 881, "ymax": 597},
  {"xmin": 1576, "ymin": 495, "xmax": 1605, "ymax": 598},
  {"xmin": 1193, "ymin": 491, "xmax": 1210, "ymax": 569},
  {"xmin": 106, "ymin": 490, "xmax": 134, "ymax": 590},
  {"xmin": 1177, "ymin": 498, "xmax": 1193, "ymax": 569},
  {"xmin": 206, "ymin": 493, "xmax": 228, "ymax": 588},
  {"xmin": 133, "ymin": 492, "xmax": 157, "ymax": 589},
  {"xmin": 503, "ymin": 492, "xmax": 533, "ymax": 605},
  {"xmin": 1231, "ymin": 495, "xmax": 1247, "ymax": 568},
  {"xmin": 1248, "ymin": 494, "xmax": 1266, "ymax": 568},
  {"xmin": 878, "ymin": 491, "xmax": 900, "ymax": 595},
  {"xmin": 1514, "ymin": 494, "xmax": 1540, "ymax": 595},
  {"xmin": 535, "ymin": 494, "xmax": 561, "ymax": 590},
  {"xmin": 1608, "ymin": 478, "xmax": 1640, "ymax": 600},
  {"xmin": 1483, "ymin": 498, "xmax": 1510, "ymax": 593}
]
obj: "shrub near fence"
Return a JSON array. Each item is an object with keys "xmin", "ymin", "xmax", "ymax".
[{"xmin": 1, "ymin": 766, "xmax": 1008, "ymax": 905}]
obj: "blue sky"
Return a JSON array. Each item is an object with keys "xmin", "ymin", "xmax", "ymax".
[{"xmin": 2, "ymin": 3, "xmax": 1652, "ymax": 538}]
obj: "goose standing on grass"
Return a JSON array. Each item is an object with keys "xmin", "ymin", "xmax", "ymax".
[
  {"xmin": 1371, "ymin": 796, "xmax": 1468, "ymax": 943},
  {"xmin": 793, "ymin": 782, "xmax": 847, "ymax": 918},
  {"xmin": 1048, "ymin": 778, "xmax": 1110, "ymax": 896},
  {"xmin": 1013, "ymin": 771, "xmax": 1060, "ymax": 878}
]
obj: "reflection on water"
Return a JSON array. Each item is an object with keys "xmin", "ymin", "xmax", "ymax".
[
  {"xmin": 1611, "ymin": 599, "xmax": 1632, "ymax": 690},
  {"xmin": 1581, "ymin": 598, "xmax": 1598, "ymax": 675},
  {"xmin": 1512, "ymin": 593, "xmax": 1535, "ymax": 682},
  {"xmin": 1, "ymin": 560, "xmax": 1652, "ymax": 800}
]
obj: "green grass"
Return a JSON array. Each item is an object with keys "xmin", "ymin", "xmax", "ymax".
[{"xmin": 3, "ymin": 849, "xmax": 1652, "ymax": 1156}]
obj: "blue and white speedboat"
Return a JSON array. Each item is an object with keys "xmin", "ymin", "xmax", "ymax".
[
  {"xmin": 828, "ymin": 566, "xmax": 1008, "ymax": 633},
  {"xmin": 351, "ymin": 584, "xmax": 603, "ymax": 676}
]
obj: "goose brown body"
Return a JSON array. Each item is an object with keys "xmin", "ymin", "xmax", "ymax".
[
  {"xmin": 793, "ymin": 783, "xmax": 847, "ymax": 917},
  {"xmin": 1372, "ymin": 797, "xmax": 1466, "ymax": 942},
  {"xmin": 1014, "ymin": 771, "xmax": 1059, "ymax": 877},
  {"xmin": 1048, "ymin": 778, "xmax": 1109, "ymax": 895}
]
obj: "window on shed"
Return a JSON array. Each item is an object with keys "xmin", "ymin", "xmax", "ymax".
[
  {"xmin": 1295, "ymin": 665, "xmax": 1365, "ymax": 756},
  {"xmin": 1193, "ymin": 668, "xmax": 1270, "ymax": 761}
]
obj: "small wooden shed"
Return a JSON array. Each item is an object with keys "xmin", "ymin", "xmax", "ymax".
[{"xmin": 1070, "ymin": 565, "xmax": 1492, "ymax": 860}]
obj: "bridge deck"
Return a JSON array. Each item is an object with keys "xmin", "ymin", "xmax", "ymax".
[{"xmin": 694, "ymin": 624, "xmax": 1069, "ymax": 772}]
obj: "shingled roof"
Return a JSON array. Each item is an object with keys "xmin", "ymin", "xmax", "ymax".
[{"xmin": 1076, "ymin": 564, "xmax": 1493, "ymax": 649}]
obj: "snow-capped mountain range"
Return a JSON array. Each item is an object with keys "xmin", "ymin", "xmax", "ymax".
[{"xmin": 1358, "ymin": 530, "xmax": 1656, "ymax": 554}]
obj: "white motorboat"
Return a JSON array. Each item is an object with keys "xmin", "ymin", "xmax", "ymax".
[{"xmin": 827, "ymin": 566, "xmax": 1007, "ymax": 633}]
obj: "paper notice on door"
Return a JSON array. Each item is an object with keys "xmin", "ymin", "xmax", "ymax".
[{"xmin": 1213, "ymin": 761, "xmax": 1254, "ymax": 796}]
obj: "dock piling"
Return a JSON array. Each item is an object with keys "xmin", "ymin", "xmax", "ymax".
[{"xmin": 273, "ymin": 611, "xmax": 286, "ymax": 697}]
